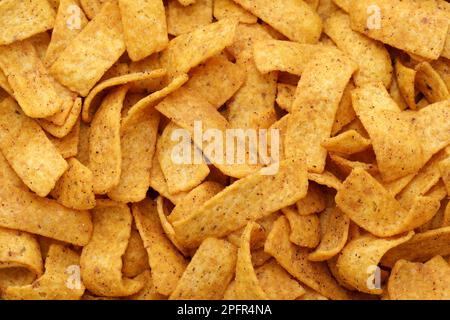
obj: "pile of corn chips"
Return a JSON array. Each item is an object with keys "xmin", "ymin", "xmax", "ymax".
[{"xmin": 0, "ymin": 0, "xmax": 449, "ymax": 300}]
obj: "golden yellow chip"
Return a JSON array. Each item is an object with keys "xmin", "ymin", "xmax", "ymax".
[
  {"xmin": 213, "ymin": 0, "xmax": 257, "ymax": 24},
  {"xmin": 275, "ymin": 83, "xmax": 295, "ymax": 112},
  {"xmin": 132, "ymin": 199, "xmax": 188, "ymax": 295},
  {"xmin": 322, "ymin": 130, "xmax": 371, "ymax": 155},
  {"xmin": 397, "ymin": 149, "xmax": 449, "ymax": 210},
  {"xmin": 232, "ymin": 0, "xmax": 322, "ymax": 43},
  {"xmin": 388, "ymin": 256, "xmax": 450, "ymax": 300},
  {"xmin": 0, "ymin": 41, "xmax": 64, "ymax": 119},
  {"xmin": 157, "ymin": 122, "xmax": 210, "ymax": 194},
  {"xmin": 0, "ymin": 184, "xmax": 92, "ymax": 246},
  {"xmin": 308, "ymin": 206, "xmax": 350, "ymax": 261},
  {"xmin": 389, "ymin": 76, "xmax": 408, "ymax": 111},
  {"xmin": 172, "ymin": 158, "xmax": 308, "ymax": 248},
  {"xmin": 335, "ymin": 232, "xmax": 413, "ymax": 294},
  {"xmin": 349, "ymin": 0, "xmax": 448, "ymax": 60},
  {"xmin": 225, "ymin": 49, "xmax": 278, "ymax": 130},
  {"xmin": 282, "ymin": 206, "xmax": 320, "ymax": 248},
  {"xmin": 107, "ymin": 106, "xmax": 160, "ymax": 203},
  {"xmin": 170, "ymin": 238, "xmax": 236, "ymax": 299},
  {"xmin": 381, "ymin": 226, "xmax": 450, "ymax": 267},
  {"xmin": 155, "ymin": 86, "xmax": 258, "ymax": 178},
  {"xmin": 439, "ymin": 156, "xmax": 450, "ymax": 195},
  {"xmin": 149, "ymin": 154, "xmax": 189, "ymax": 205},
  {"xmin": 264, "ymin": 216, "xmax": 350, "ymax": 300},
  {"xmin": 161, "ymin": 18, "xmax": 238, "ymax": 78},
  {"xmin": 256, "ymin": 259, "xmax": 305, "ymax": 300},
  {"xmin": 415, "ymin": 61, "xmax": 450, "ymax": 104},
  {"xmin": 308, "ymin": 171, "xmax": 343, "ymax": 191},
  {"xmin": 0, "ymin": 227, "xmax": 43, "ymax": 277},
  {"xmin": 82, "ymin": 69, "xmax": 166, "ymax": 123},
  {"xmin": 45, "ymin": 0, "xmax": 88, "ymax": 67},
  {"xmin": 119, "ymin": 0, "xmax": 168, "ymax": 61},
  {"xmin": 89, "ymin": 86, "xmax": 128, "ymax": 195},
  {"xmin": 233, "ymin": 222, "xmax": 268, "ymax": 300},
  {"xmin": 330, "ymin": 154, "xmax": 379, "ymax": 177},
  {"xmin": 352, "ymin": 83, "xmax": 424, "ymax": 182},
  {"xmin": 81, "ymin": 201, "xmax": 145, "ymax": 297},
  {"xmin": 253, "ymin": 40, "xmax": 319, "ymax": 75},
  {"xmin": 0, "ymin": 150, "xmax": 27, "ymax": 190},
  {"xmin": 227, "ymin": 23, "xmax": 272, "ymax": 58},
  {"xmin": 50, "ymin": 1, "xmax": 126, "ymax": 96},
  {"xmin": 80, "ymin": 0, "xmax": 109, "ymax": 19},
  {"xmin": 336, "ymin": 168, "xmax": 440, "ymax": 237},
  {"xmin": 324, "ymin": 11, "xmax": 392, "ymax": 87},
  {"xmin": 4, "ymin": 244, "xmax": 84, "ymax": 300},
  {"xmin": 51, "ymin": 158, "xmax": 95, "ymax": 210},
  {"xmin": 122, "ymin": 227, "xmax": 149, "ymax": 278},
  {"xmin": 39, "ymin": 98, "xmax": 82, "ymax": 139},
  {"xmin": 183, "ymin": 55, "xmax": 246, "ymax": 108},
  {"xmin": 127, "ymin": 270, "xmax": 165, "ymax": 300},
  {"xmin": 167, "ymin": 0, "xmax": 212, "ymax": 36},
  {"xmin": 168, "ymin": 181, "xmax": 224, "ymax": 223},
  {"xmin": 395, "ymin": 58, "xmax": 417, "ymax": 110},
  {"xmin": 0, "ymin": 98, "xmax": 68, "ymax": 197},
  {"xmin": 285, "ymin": 47, "xmax": 357, "ymax": 172},
  {"xmin": 409, "ymin": 100, "xmax": 450, "ymax": 164},
  {"xmin": 0, "ymin": 0, "xmax": 55, "ymax": 45}
]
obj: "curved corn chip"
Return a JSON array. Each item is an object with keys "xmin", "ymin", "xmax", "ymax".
[
  {"xmin": 307, "ymin": 171, "xmax": 343, "ymax": 190},
  {"xmin": 395, "ymin": 59, "xmax": 416, "ymax": 110},
  {"xmin": 253, "ymin": 40, "xmax": 319, "ymax": 75},
  {"xmin": 4, "ymin": 244, "xmax": 84, "ymax": 300},
  {"xmin": 264, "ymin": 216, "xmax": 350, "ymax": 300},
  {"xmin": 127, "ymin": 270, "xmax": 165, "ymax": 300},
  {"xmin": 336, "ymin": 168, "xmax": 440, "ymax": 237},
  {"xmin": 0, "ymin": 151, "xmax": 27, "ymax": 190},
  {"xmin": 213, "ymin": 0, "xmax": 257, "ymax": 24},
  {"xmin": 234, "ymin": 222, "xmax": 268, "ymax": 299},
  {"xmin": 322, "ymin": 130, "xmax": 371, "ymax": 154},
  {"xmin": 149, "ymin": 154, "xmax": 188, "ymax": 205},
  {"xmin": 388, "ymin": 256, "xmax": 450, "ymax": 300},
  {"xmin": 167, "ymin": 0, "xmax": 212, "ymax": 36},
  {"xmin": 415, "ymin": 61, "xmax": 450, "ymax": 104},
  {"xmin": 50, "ymin": 1, "xmax": 126, "ymax": 96},
  {"xmin": 40, "ymin": 98, "xmax": 82, "ymax": 139},
  {"xmin": 51, "ymin": 158, "xmax": 95, "ymax": 210},
  {"xmin": 285, "ymin": 47, "xmax": 357, "ymax": 172},
  {"xmin": 173, "ymin": 158, "xmax": 308, "ymax": 248},
  {"xmin": 0, "ymin": 98, "xmax": 68, "ymax": 197},
  {"xmin": 0, "ymin": 0, "xmax": 55, "ymax": 46},
  {"xmin": 381, "ymin": 226, "xmax": 450, "ymax": 267},
  {"xmin": 324, "ymin": 11, "xmax": 392, "ymax": 87},
  {"xmin": 89, "ymin": 86, "xmax": 128, "ymax": 195},
  {"xmin": 0, "ymin": 228, "xmax": 43, "ymax": 277},
  {"xmin": 82, "ymin": 70, "xmax": 166, "ymax": 123},
  {"xmin": 122, "ymin": 227, "xmax": 149, "ymax": 278},
  {"xmin": 0, "ymin": 40, "xmax": 63, "ymax": 119},
  {"xmin": 156, "ymin": 196, "xmax": 190, "ymax": 256},
  {"xmin": 107, "ymin": 106, "xmax": 160, "ymax": 203},
  {"xmin": 330, "ymin": 154, "xmax": 379, "ymax": 177},
  {"xmin": 296, "ymin": 182, "xmax": 326, "ymax": 216},
  {"xmin": 352, "ymin": 83, "xmax": 424, "ymax": 182},
  {"xmin": 170, "ymin": 238, "xmax": 236, "ymax": 300},
  {"xmin": 309, "ymin": 207, "xmax": 350, "ymax": 261},
  {"xmin": 161, "ymin": 18, "xmax": 238, "ymax": 77},
  {"xmin": 169, "ymin": 181, "xmax": 224, "ymax": 223},
  {"xmin": 44, "ymin": 0, "xmax": 88, "ymax": 67},
  {"xmin": 0, "ymin": 268, "xmax": 35, "ymax": 297},
  {"xmin": 336, "ymin": 232, "xmax": 413, "ymax": 294},
  {"xmin": 232, "ymin": 0, "xmax": 322, "ymax": 44},
  {"xmin": 282, "ymin": 207, "xmax": 320, "ymax": 248},
  {"xmin": 132, "ymin": 199, "xmax": 187, "ymax": 295},
  {"xmin": 226, "ymin": 23, "xmax": 272, "ymax": 58},
  {"xmin": 157, "ymin": 122, "xmax": 210, "ymax": 194},
  {"xmin": 81, "ymin": 201, "xmax": 145, "ymax": 297},
  {"xmin": 276, "ymin": 83, "xmax": 295, "ymax": 112},
  {"xmin": 119, "ymin": 0, "xmax": 168, "ymax": 61},
  {"xmin": 349, "ymin": 0, "xmax": 448, "ymax": 60}
]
